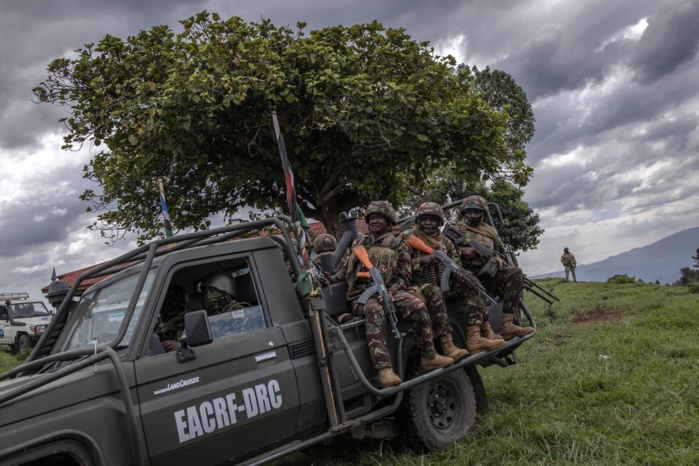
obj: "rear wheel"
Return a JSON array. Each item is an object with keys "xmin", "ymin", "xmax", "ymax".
[
  {"xmin": 18, "ymin": 334, "xmax": 33, "ymax": 352},
  {"xmin": 398, "ymin": 365, "xmax": 477, "ymax": 451}
]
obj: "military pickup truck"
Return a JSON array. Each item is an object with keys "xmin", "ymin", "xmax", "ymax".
[
  {"xmin": 0, "ymin": 212, "xmax": 535, "ymax": 466},
  {"xmin": 0, "ymin": 293, "xmax": 53, "ymax": 352}
]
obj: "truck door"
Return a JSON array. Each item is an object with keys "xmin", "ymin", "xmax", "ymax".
[{"xmin": 134, "ymin": 256, "xmax": 302, "ymax": 466}]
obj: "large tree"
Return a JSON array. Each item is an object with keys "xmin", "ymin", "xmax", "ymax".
[{"xmin": 34, "ymin": 12, "xmax": 529, "ymax": 241}]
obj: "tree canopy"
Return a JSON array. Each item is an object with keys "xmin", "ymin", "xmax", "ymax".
[{"xmin": 34, "ymin": 12, "xmax": 531, "ymax": 241}]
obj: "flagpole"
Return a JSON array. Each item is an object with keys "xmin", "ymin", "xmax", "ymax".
[{"xmin": 157, "ymin": 178, "xmax": 174, "ymax": 238}]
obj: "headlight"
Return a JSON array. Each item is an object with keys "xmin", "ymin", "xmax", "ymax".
[{"xmin": 30, "ymin": 325, "xmax": 47, "ymax": 334}]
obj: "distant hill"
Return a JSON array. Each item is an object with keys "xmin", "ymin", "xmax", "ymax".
[{"xmin": 532, "ymin": 227, "xmax": 698, "ymax": 284}]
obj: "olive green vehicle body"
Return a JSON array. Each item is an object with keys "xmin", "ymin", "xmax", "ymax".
[{"xmin": 0, "ymin": 214, "xmax": 535, "ymax": 466}]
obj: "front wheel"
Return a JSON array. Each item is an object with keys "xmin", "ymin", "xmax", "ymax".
[
  {"xmin": 18, "ymin": 334, "xmax": 33, "ymax": 352},
  {"xmin": 397, "ymin": 366, "xmax": 477, "ymax": 451}
]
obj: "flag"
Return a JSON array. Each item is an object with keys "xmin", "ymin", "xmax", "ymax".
[
  {"xmin": 271, "ymin": 111, "xmax": 311, "ymax": 266},
  {"xmin": 158, "ymin": 178, "xmax": 174, "ymax": 238}
]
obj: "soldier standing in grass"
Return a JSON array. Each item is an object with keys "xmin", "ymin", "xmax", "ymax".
[
  {"xmin": 405, "ymin": 202, "xmax": 503, "ymax": 356},
  {"xmin": 328, "ymin": 201, "xmax": 453, "ymax": 388},
  {"xmin": 457, "ymin": 195, "xmax": 533, "ymax": 340},
  {"xmin": 561, "ymin": 247, "xmax": 577, "ymax": 282}
]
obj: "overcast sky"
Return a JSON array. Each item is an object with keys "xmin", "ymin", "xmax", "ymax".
[{"xmin": 1, "ymin": 0, "xmax": 698, "ymax": 301}]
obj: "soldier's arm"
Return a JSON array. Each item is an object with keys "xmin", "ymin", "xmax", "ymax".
[{"xmin": 388, "ymin": 240, "xmax": 412, "ymax": 293}]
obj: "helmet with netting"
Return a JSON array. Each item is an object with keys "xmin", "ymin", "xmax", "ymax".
[
  {"xmin": 364, "ymin": 201, "xmax": 398, "ymax": 225},
  {"xmin": 201, "ymin": 272, "xmax": 236, "ymax": 297},
  {"xmin": 313, "ymin": 234, "xmax": 337, "ymax": 253},
  {"xmin": 460, "ymin": 195, "xmax": 489, "ymax": 215},
  {"xmin": 415, "ymin": 202, "xmax": 445, "ymax": 225}
]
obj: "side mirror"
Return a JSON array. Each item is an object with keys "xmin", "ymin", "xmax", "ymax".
[
  {"xmin": 176, "ymin": 310, "xmax": 212, "ymax": 363},
  {"xmin": 182, "ymin": 310, "xmax": 213, "ymax": 348}
]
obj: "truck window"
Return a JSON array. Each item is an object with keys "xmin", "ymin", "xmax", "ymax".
[
  {"xmin": 53, "ymin": 270, "xmax": 155, "ymax": 352},
  {"xmin": 200, "ymin": 265, "xmax": 266, "ymax": 340}
]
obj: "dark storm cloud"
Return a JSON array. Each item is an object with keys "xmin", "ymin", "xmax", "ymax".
[{"xmin": 629, "ymin": 2, "xmax": 699, "ymax": 84}]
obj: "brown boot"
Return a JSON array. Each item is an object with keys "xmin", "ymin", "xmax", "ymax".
[
  {"xmin": 421, "ymin": 353, "xmax": 454, "ymax": 371},
  {"xmin": 481, "ymin": 321, "xmax": 505, "ymax": 341},
  {"xmin": 501, "ymin": 314, "xmax": 534, "ymax": 341},
  {"xmin": 377, "ymin": 368, "xmax": 401, "ymax": 387},
  {"xmin": 466, "ymin": 325, "xmax": 506, "ymax": 354},
  {"xmin": 439, "ymin": 334, "xmax": 470, "ymax": 362}
]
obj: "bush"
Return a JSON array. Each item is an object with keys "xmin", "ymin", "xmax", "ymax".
[
  {"xmin": 688, "ymin": 283, "xmax": 699, "ymax": 294},
  {"xmin": 606, "ymin": 274, "xmax": 637, "ymax": 284}
]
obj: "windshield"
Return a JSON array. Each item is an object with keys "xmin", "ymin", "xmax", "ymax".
[
  {"xmin": 10, "ymin": 301, "xmax": 51, "ymax": 318},
  {"xmin": 53, "ymin": 270, "xmax": 155, "ymax": 353}
]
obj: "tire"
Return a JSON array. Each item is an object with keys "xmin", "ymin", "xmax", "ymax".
[
  {"xmin": 397, "ymin": 365, "xmax": 477, "ymax": 451},
  {"xmin": 18, "ymin": 334, "xmax": 33, "ymax": 352}
]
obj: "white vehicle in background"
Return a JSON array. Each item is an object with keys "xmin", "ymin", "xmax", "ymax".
[{"xmin": 0, "ymin": 292, "xmax": 52, "ymax": 352}]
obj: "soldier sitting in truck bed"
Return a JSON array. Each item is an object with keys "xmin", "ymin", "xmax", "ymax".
[{"xmin": 328, "ymin": 201, "xmax": 454, "ymax": 387}]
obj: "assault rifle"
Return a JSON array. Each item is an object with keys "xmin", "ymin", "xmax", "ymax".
[
  {"xmin": 353, "ymin": 246, "xmax": 405, "ymax": 340},
  {"xmin": 406, "ymin": 235, "xmax": 497, "ymax": 305},
  {"xmin": 442, "ymin": 223, "xmax": 560, "ymax": 305}
]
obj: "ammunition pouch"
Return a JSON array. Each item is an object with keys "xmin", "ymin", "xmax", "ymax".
[{"xmin": 477, "ymin": 258, "xmax": 500, "ymax": 281}]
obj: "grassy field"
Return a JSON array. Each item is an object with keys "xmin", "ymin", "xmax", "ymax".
[
  {"xmin": 280, "ymin": 278, "xmax": 699, "ymax": 465},
  {"xmin": 2, "ymin": 279, "xmax": 697, "ymax": 464}
]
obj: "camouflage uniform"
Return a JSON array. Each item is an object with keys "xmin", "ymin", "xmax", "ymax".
[
  {"xmin": 312, "ymin": 234, "xmax": 337, "ymax": 273},
  {"xmin": 332, "ymin": 201, "xmax": 437, "ymax": 370},
  {"xmin": 457, "ymin": 195, "xmax": 523, "ymax": 316},
  {"xmin": 156, "ymin": 284, "xmax": 188, "ymax": 343},
  {"xmin": 406, "ymin": 229, "xmax": 488, "ymax": 327},
  {"xmin": 561, "ymin": 248, "xmax": 577, "ymax": 282}
]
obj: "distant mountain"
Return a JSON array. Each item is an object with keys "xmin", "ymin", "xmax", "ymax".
[{"xmin": 532, "ymin": 227, "xmax": 698, "ymax": 284}]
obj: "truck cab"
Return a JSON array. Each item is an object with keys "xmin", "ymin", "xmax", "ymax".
[{"xmin": 0, "ymin": 292, "xmax": 52, "ymax": 352}]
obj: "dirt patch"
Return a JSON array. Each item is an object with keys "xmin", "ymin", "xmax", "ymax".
[{"xmin": 572, "ymin": 307, "xmax": 626, "ymax": 324}]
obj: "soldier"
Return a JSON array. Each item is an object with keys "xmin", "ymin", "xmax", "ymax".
[
  {"xmin": 456, "ymin": 195, "xmax": 533, "ymax": 340},
  {"xmin": 201, "ymin": 272, "xmax": 247, "ymax": 315},
  {"xmin": 156, "ymin": 283, "xmax": 189, "ymax": 352},
  {"xmin": 329, "ymin": 201, "xmax": 453, "ymax": 388},
  {"xmin": 561, "ymin": 247, "xmax": 577, "ymax": 282},
  {"xmin": 312, "ymin": 233, "xmax": 337, "ymax": 272},
  {"xmin": 406, "ymin": 202, "xmax": 504, "ymax": 356}
]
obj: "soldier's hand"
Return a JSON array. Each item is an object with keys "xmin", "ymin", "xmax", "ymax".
[
  {"xmin": 460, "ymin": 247, "xmax": 478, "ymax": 259},
  {"xmin": 318, "ymin": 276, "xmax": 330, "ymax": 287},
  {"xmin": 419, "ymin": 255, "xmax": 436, "ymax": 266},
  {"xmin": 162, "ymin": 340, "xmax": 180, "ymax": 352}
]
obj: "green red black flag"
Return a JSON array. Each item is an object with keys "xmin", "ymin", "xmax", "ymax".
[{"xmin": 271, "ymin": 112, "xmax": 311, "ymax": 266}]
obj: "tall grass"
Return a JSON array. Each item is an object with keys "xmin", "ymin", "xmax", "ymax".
[{"xmin": 283, "ymin": 279, "xmax": 699, "ymax": 465}]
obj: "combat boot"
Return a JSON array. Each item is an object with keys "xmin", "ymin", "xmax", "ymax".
[
  {"xmin": 501, "ymin": 314, "xmax": 534, "ymax": 340},
  {"xmin": 466, "ymin": 325, "xmax": 505, "ymax": 354},
  {"xmin": 377, "ymin": 368, "xmax": 401, "ymax": 387},
  {"xmin": 481, "ymin": 321, "xmax": 505, "ymax": 341},
  {"xmin": 439, "ymin": 334, "xmax": 470, "ymax": 362},
  {"xmin": 421, "ymin": 353, "xmax": 454, "ymax": 371}
]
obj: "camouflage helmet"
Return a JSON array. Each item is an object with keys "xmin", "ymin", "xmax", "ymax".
[
  {"xmin": 460, "ymin": 195, "xmax": 489, "ymax": 215},
  {"xmin": 364, "ymin": 201, "xmax": 398, "ymax": 225},
  {"xmin": 201, "ymin": 272, "xmax": 236, "ymax": 297},
  {"xmin": 415, "ymin": 202, "xmax": 445, "ymax": 225},
  {"xmin": 313, "ymin": 234, "xmax": 337, "ymax": 253},
  {"xmin": 564, "ymin": 247, "xmax": 569, "ymax": 253}
]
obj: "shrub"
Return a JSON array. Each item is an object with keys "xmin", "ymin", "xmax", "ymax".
[{"xmin": 606, "ymin": 274, "xmax": 637, "ymax": 284}]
